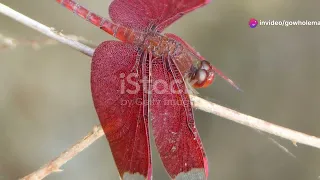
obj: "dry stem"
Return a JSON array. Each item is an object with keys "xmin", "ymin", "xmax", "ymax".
[
  {"xmin": 0, "ymin": 33, "xmax": 58, "ymax": 50},
  {"xmin": 0, "ymin": 3, "xmax": 319, "ymax": 180},
  {"xmin": 0, "ymin": 33, "xmax": 96, "ymax": 51},
  {"xmin": 21, "ymin": 126, "xmax": 104, "ymax": 180}
]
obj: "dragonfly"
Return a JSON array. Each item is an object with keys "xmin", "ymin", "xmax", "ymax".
[{"xmin": 56, "ymin": 0, "xmax": 239, "ymax": 179}]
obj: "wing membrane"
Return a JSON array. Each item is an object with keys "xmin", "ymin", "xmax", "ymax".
[
  {"xmin": 109, "ymin": 0, "xmax": 211, "ymax": 31},
  {"xmin": 150, "ymin": 57, "xmax": 208, "ymax": 179},
  {"xmin": 91, "ymin": 41, "xmax": 151, "ymax": 179}
]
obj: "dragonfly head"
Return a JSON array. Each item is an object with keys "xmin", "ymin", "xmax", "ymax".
[
  {"xmin": 188, "ymin": 60, "xmax": 242, "ymax": 91},
  {"xmin": 189, "ymin": 60, "xmax": 215, "ymax": 88}
]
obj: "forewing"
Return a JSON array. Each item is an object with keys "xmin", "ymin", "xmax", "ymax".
[
  {"xmin": 91, "ymin": 41, "xmax": 152, "ymax": 180},
  {"xmin": 109, "ymin": 0, "xmax": 211, "ymax": 31},
  {"xmin": 151, "ymin": 58, "xmax": 208, "ymax": 179}
]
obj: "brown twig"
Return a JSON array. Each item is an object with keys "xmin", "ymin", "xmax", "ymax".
[
  {"xmin": 21, "ymin": 126, "xmax": 104, "ymax": 180},
  {"xmin": 0, "ymin": 3, "xmax": 319, "ymax": 180}
]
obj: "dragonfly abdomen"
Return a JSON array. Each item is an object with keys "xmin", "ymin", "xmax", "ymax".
[
  {"xmin": 56, "ymin": 0, "xmax": 183, "ymax": 57},
  {"xmin": 57, "ymin": 0, "xmax": 139, "ymax": 42}
]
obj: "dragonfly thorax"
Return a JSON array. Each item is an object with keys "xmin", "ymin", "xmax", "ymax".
[{"xmin": 136, "ymin": 33, "xmax": 183, "ymax": 57}]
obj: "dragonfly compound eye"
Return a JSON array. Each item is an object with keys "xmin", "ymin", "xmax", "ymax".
[
  {"xmin": 200, "ymin": 60, "xmax": 211, "ymax": 71},
  {"xmin": 196, "ymin": 69, "xmax": 207, "ymax": 83},
  {"xmin": 190, "ymin": 69, "xmax": 206, "ymax": 88},
  {"xmin": 190, "ymin": 60, "xmax": 216, "ymax": 88}
]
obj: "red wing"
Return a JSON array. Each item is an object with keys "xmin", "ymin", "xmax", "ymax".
[
  {"xmin": 165, "ymin": 33, "xmax": 205, "ymax": 60},
  {"xmin": 91, "ymin": 41, "xmax": 152, "ymax": 179},
  {"xmin": 166, "ymin": 33, "xmax": 241, "ymax": 90},
  {"xmin": 109, "ymin": 0, "xmax": 211, "ymax": 32},
  {"xmin": 150, "ymin": 57, "xmax": 208, "ymax": 179},
  {"xmin": 164, "ymin": 33, "xmax": 204, "ymax": 78}
]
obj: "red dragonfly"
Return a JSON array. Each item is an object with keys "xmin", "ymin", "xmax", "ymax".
[{"xmin": 56, "ymin": 0, "xmax": 239, "ymax": 179}]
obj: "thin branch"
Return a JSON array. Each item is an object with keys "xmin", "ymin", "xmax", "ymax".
[
  {"xmin": 0, "ymin": 33, "xmax": 58, "ymax": 50},
  {"xmin": 0, "ymin": 3, "xmax": 94, "ymax": 56},
  {"xmin": 0, "ymin": 33, "xmax": 96, "ymax": 51},
  {"xmin": 21, "ymin": 126, "xmax": 104, "ymax": 180},
  {"xmin": 190, "ymin": 95, "xmax": 320, "ymax": 149},
  {"xmin": 0, "ymin": 2, "xmax": 319, "ymax": 180}
]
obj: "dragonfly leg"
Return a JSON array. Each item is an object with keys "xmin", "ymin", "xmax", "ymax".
[
  {"xmin": 161, "ymin": 54, "xmax": 170, "ymax": 82},
  {"xmin": 130, "ymin": 48, "xmax": 144, "ymax": 73}
]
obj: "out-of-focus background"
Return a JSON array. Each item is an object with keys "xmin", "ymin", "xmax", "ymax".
[{"xmin": 0, "ymin": 0, "xmax": 319, "ymax": 179}]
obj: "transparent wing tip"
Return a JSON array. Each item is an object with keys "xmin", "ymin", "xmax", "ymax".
[
  {"xmin": 226, "ymin": 79, "xmax": 243, "ymax": 92},
  {"xmin": 210, "ymin": 65, "xmax": 243, "ymax": 92}
]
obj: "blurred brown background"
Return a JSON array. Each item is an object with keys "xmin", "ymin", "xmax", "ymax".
[{"xmin": 0, "ymin": 0, "xmax": 319, "ymax": 179}]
